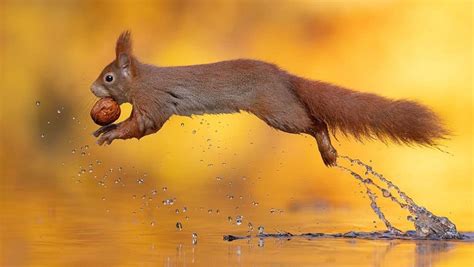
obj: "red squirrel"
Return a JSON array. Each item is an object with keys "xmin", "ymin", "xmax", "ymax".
[{"xmin": 91, "ymin": 31, "xmax": 448, "ymax": 166}]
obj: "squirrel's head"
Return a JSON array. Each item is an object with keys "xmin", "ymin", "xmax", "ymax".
[{"xmin": 91, "ymin": 31, "xmax": 137, "ymax": 104}]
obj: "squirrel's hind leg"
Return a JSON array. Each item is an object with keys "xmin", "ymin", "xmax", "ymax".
[
  {"xmin": 249, "ymin": 105, "xmax": 337, "ymax": 166},
  {"xmin": 308, "ymin": 119, "xmax": 338, "ymax": 167}
]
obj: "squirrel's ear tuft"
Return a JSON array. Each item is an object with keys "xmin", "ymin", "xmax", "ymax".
[{"xmin": 116, "ymin": 31, "xmax": 132, "ymax": 59}]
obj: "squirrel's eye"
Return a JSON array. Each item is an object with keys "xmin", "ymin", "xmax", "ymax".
[{"xmin": 104, "ymin": 73, "xmax": 114, "ymax": 83}]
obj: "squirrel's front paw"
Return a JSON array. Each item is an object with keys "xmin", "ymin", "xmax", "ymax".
[
  {"xmin": 93, "ymin": 124, "xmax": 117, "ymax": 137},
  {"xmin": 97, "ymin": 129, "xmax": 120, "ymax": 145}
]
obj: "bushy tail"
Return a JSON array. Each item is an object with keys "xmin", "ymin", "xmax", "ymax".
[{"xmin": 291, "ymin": 76, "xmax": 448, "ymax": 145}]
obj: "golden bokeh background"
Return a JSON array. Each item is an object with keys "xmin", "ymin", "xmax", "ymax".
[{"xmin": 1, "ymin": 0, "xmax": 472, "ymax": 266}]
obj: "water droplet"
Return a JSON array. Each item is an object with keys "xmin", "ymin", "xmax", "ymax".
[
  {"xmin": 227, "ymin": 216, "xmax": 233, "ymax": 223},
  {"xmin": 182, "ymin": 207, "xmax": 187, "ymax": 213},
  {"xmin": 248, "ymin": 222, "xmax": 253, "ymax": 231},
  {"xmin": 137, "ymin": 178, "xmax": 145, "ymax": 184},
  {"xmin": 71, "ymin": 149, "xmax": 76, "ymax": 154},
  {"xmin": 40, "ymin": 133, "xmax": 45, "ymax": 138},
  {"xmin": 175, "ymin": 209, "xmax": 180, "ymax": 214},
  {"xmin": 258, "ymin": 226, "xmax": 265, "ymax": 235},
  {"xmin": 162, "ymin": 198, "xmax": 175, "ymax": 206},
  {"xmin": 192, "ymin": 130, "xmax": 197, "ymax": 134},
  {"xmin": 382, "ymin": 189, "xmax": 391, "ymax": 198},
  {"xmin": 151, "ymin": 221, "xmax": 156, "ymax": 226},
  {"xmin": 176, "ymin": 222, "xmax": 183, "ymax": 231},
  {"xmin": 35, "ymin": 101, "xmax": 41, "ymax": 106},
  {"xmin": 252, "ymin": 201, "xmax": 259, "ymax": 206},
  {"xmin": 162, "ymin": 187, "xmax": 167, "ymax": 192},
  {"xmin": 192, "ymin": 232, "xmax": 198, "ymax": 245},
  {"xmin": 57, "ymin": 109, "xmax": 61, "ymax": 114},
  {"xmin": 180, "ymin": 122, "xmax": 184, "ymax": 127},
  {"xmin": 236, "ymin": 215, "xmax": 243, "ymax": 225}
]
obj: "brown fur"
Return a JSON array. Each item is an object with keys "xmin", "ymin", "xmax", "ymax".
[
  {"xmin": 291, "ymin": 78, "xmax": 448, "ymax": 145},
  {"xmin": 91, "ymin": 31, "xmax": 448, "ymax": 167}
]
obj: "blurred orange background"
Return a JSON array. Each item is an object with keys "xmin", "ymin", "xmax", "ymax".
[{"xmin": 0, "ymin": 0, "xmax": 472, "ymax": 266}]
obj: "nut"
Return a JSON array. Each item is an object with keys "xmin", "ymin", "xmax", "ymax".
[{"xmin": 90, "ymin": 97, "xmax": 121, "ymax": 126}]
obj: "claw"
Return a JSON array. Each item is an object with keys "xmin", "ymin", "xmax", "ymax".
[
  {"xmin": 97, "ymin": 128, "xmax": 120, "ymax": 146},
  {"xmin": 321, "ymin": 147, "xmax": 338, "ymax": 167}
]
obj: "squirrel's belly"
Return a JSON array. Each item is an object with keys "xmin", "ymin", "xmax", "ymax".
[
  {"xmin": 171, "ymin": 96, "xmax": 241, "ymax": 117},
  {"xmin": 175, "ymin": 106, "xmax": 241, "ymax": 117},
  {"xmin": 169, "ymin": 86, "xmax": 250, "ymax": 117}
]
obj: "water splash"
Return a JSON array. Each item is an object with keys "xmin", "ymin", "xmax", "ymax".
[
  {"xmin": 224, "ymin": 231, "xmax": 473, "ymax": 242},
  {"xmin": 224, "ymin": 155, "xmax": 465, "ymax": 242},
  {"xmin": 337, "ymin": 155, "xmax": 462, "ymax": 240}
]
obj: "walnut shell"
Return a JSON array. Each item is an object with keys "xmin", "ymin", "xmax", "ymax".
[{"xmin": 90, "ymin": 97, "xmax": 121, "ymax": 126}]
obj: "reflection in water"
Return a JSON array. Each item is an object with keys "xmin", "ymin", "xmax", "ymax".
[
  {"xmin": 222, "ymin": 236, "xmax": 460, "ymax": 267},
  {"xmin": 372, "ymin": 241, "xmax": 398, "ymax": 267},
  {"xmin": 361, "ymin": 240, "xmax": 455, "ymax": 267},
  {"xmin": 415, "ymin": 241, "xmax": 454, "ymax": 267}
]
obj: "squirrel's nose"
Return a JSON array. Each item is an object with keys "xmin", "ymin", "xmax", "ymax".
[
  {"xmin": 90, "ymin": 83, "xmax": 98, "ymax": 94},
  {"xmin": 90, "ymin": 83, "xmax": 110, "ymax": 97}
]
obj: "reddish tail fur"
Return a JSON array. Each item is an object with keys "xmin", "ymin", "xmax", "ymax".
[{"xmin": 292, "ymin": 76, "xmax": 448, "ymax": 145}]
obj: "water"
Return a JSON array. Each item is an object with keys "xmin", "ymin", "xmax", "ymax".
[
  {"xmin": 162, "ymin": 198, "xmax": 175, "ymax": 206},
  {"xmin": 338, "ymin": 156, "xmax": 462, "ymax": 240},
  {"xmin": 236, "ymin": 215, "xmax": 243, "ymax": 226},
  {"xmin": 224, "ymin": 156, "xmax": 466, "ymax": 243},
  {"xmin": 4, "ymin": 150, "xmax": 472, "ymax": 267},
  {"xmin": 192, "ymin": 232, "xmax": 198, "ymax": 245}
]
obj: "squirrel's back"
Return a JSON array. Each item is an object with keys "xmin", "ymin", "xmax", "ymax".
[{"xmin": 135, "ymin": 59, "xmax": 302, "ymax": 116}]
